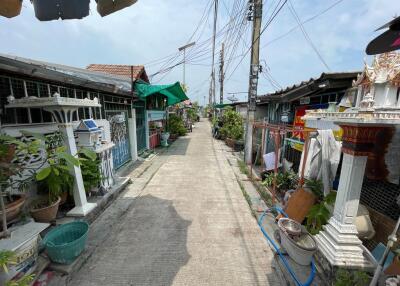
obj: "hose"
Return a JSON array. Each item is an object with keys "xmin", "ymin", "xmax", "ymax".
[{"xmin": 257, "ymin": 206, "xmax": 316, "ymax": 286}]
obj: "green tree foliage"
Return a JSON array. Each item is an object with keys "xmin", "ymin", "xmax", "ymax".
[
  {"xmin": 168, "ymin": 114, "xmax": 187, "ymax": 136},
  {"xmin": 219, "ymin": 107, "xmax": 244, "ymax": 140}
]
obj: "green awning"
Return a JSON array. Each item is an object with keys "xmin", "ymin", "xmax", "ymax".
[
  {"xmin": 134, "ymin": 81, "xmax": 189, "ymax": 106},
  {"xmin": 214, "ymin": 103, "xmax": 230, "ymax": 109}
]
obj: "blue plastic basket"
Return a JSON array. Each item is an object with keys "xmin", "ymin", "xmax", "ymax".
[{"xmin": 42, "ymin": 221, "xmax": 89, "ymax": 265}]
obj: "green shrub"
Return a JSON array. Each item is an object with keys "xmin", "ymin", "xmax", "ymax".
[
  {"xmin": 220, "ymin": 107, "xmax": 243, "ymax": 140},
  {"xmin": 168, "ymin": 114, "xmax": 187, "ymax": 136}
]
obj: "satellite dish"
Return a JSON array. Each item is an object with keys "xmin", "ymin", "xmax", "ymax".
[{"xmin": 227, "ymin": 95, "xmax": 238, "ymax": 102}]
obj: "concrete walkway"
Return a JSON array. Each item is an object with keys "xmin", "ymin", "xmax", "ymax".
[{"xmin": 67, "ymin": 120, "xmax": 279, "ymax": 286}]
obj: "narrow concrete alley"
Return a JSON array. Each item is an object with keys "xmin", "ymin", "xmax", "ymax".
[{"xmin": 67, "ymin": 120, "xmax": 278, "ymax": 286}]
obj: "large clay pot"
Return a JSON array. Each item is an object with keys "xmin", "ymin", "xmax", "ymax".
[
  {"xmin": 280, "ymin": 188, "xmax": 316, "ymax": 223},
  {"xmin": 30, "ymin": 197, "xmax": 61, "ymax": 223},
  {"xmin": 0, "ymin": 194, "xmax": 26, "ymax": 223},
  {"xmin": 0, "ymin": 0, "xmax": 22, "ymax": 18}
]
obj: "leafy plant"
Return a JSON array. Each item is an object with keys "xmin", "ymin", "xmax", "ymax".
[
  {"xmin": 304, "ymin": 178, "xmax": 324, "ymax": 201},
  {"xmin": 306, "ymin": 191, "xmax": 336, "ymax": 234},
  {"xmin": 334, "ymin": 269, "xmax": 369, "ymax": 286},
  {"xmin": 0, "ymin": 250, "xmax": 34, "ymax": 286},
  {"xmin": 0, "ymin": 250, "xmax": 16, "ymax": 273},
  {"xmin": 219, "ymin": 107, "xmax": 243, "ymax": 140},
  {"xmin": 168, "ymin": 114, "xmax": 187, "ymax": 136},
  {"xmin": 6, "ymin": 275, "xmax": 35, "ymax": 286},
  {"xmin": 78, "ymin": 148, "xmax": 101, "ymax": 193},
  {"xmin": 0, "ymin": 135, "xmax": 41, "ymax": 238},
  {"xmin": 35, "ymin": 141, "xmax": 79, "ymax": 205},
  {"xmin": 262, "ymin": 171, "xmax": 298, "ymax": 194},
  {"xmin": 186, "ymin": 107, "xmax": 198, "ymax": 122}
]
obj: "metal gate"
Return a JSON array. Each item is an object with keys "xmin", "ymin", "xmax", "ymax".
[
  {"xmin": 134, "ymin": 101, "xmax": 146, "ymax": 152},
  {"xmin": 107, "ymin": 111, "xmax": 131, "ymax": 170}
]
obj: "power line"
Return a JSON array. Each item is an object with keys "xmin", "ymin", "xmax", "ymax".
[
  {"xmin": 261, "ymin": 0, "xmax": 344, "ymax": 49},
  {"xmin": 225, "ymin": 0, "xmax": 288, "ymax": 82},
  {"xmin": 287, "ymin": 0, "xmax": 331, "ymax": 71}
]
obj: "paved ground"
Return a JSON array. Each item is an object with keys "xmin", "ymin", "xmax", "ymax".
[{"xmin": 67, "ymin": 119, "xmax": 279, "ymax": 286}]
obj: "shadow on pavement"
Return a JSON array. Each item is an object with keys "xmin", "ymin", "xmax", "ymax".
[
  {"xmin": 169, "ymin": 137, "xmax": 190, "ymax": 156},
  {"xmin": 69, "ymin": 195, "xmax": 191, "ymax": 286}
]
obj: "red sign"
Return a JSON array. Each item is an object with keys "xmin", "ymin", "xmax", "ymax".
[{"xmin": 293, "ymin": 106, "xmax": 307, "ymax": 140}]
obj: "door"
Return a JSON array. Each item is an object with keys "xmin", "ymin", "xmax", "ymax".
[
  {"xmin": 107, "ymin": 111, "xmax": 131, "ymax": 170},
  {"xmin": 133, "ymin": 101, "xmax": 146, "ymax": 153}
]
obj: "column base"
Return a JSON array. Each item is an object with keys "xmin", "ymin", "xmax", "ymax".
[
  {"xmin": 67, "ymin": 202, "xmax": 97, "ymax": 217},
  {"xmin": 315, "ymin": 217, "xmax": 377, "ymax": 270}
]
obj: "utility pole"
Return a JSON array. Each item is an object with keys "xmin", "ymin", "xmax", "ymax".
[
  {"xmin": 178, "ymin": 41, "xmax": 196, "ymax": 87},
  {"xmin": 245, "ymin": 0, "xmax": 262, "ymax": 164},
  {"xmin": 219, "ymin": 43, "xmax": 224, "ymax": 104},
  {"xmin": 209, "ymin": 0, "xmax": 218, "ymax": 111}
]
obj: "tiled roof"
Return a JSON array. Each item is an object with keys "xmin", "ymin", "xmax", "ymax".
[{"xmin": 87, "ymin": 64, "xmax": 149, "ymax": 82}]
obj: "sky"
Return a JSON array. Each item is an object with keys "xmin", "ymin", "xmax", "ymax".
[{"xmin": 0, "ymin": 0, "xmax": 399, "ymax": 105}]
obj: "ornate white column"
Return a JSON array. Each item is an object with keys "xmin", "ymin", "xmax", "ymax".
[
  {"xmin": 58, "ymin": 121, "xmax": 96, "ymax": 216},
  {"xmin": 6, "ymin": 95, "xmax": 100, "ymax": 217},
  {"xmin": 316, "ymin": 124, "xmax": 382, "ymax": 269}
]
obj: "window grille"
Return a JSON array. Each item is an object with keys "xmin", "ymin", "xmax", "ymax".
[{"xmin": 360, "ymin": 178, "xmax": 400, "ymax": 221}]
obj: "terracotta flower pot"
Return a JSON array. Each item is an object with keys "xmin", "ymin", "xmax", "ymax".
[
  {"xmin": 30, "ymin": 197, "xmax": 61, "ymax": 223},
  {"xmin": 279, "ymin": 188, "xmax": 316, "ymax": 223},
  {"xmin": 0, "ymin": 0, "xmax": 22, "ymax": 18},
  {"xmin": 0, "ymin": 194, "xmax": 26, "ymax": 223}
]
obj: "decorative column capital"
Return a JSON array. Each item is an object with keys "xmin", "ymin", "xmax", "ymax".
[{"xmin": 339, "ymin": 124, "xmax": 383, "ymax": 156}]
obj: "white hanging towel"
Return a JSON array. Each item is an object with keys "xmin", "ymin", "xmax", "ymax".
[
  {"xmin": 264, "ymin": 151, "xmax": 282, "ymax": 171},
  {"xmin": 299, "ymin": 130, "xmax": 341, "ymax": 196}
]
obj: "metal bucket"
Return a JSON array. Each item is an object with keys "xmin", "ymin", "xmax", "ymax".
[{"xmin": 278, "ymin": 218, "xmax": 317, "ymax": 266}]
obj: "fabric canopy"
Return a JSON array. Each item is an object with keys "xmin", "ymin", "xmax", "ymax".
[
  {"xmin": 134, "ymin": 81, "xmax": 189, "ymax": 106},
  {"xmin": 214, "ymin": 103, "xmax": 230, "ymax": 109}
]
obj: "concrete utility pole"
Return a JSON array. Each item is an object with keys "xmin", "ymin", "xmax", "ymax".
[
  {"xmin": 178, "ymin": 42, "xmax": 196, "ymax": 86},
  {"xmin": 219, "ymin": 43, "xmax": 224, "ymax": 104},
  {"xmin": 210, "ymin": 0, "xmax": 218, "ymax": 110},
  {"xmin": 244, "ymin": 0, "xmax": 262, "ymax": 164}
]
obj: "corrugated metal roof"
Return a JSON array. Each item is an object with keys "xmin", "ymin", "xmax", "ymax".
[
  {"xmin": 258, "ymin": 71, "xmax": 360, "ymax": 103},
  {"xmin": 0, "ymin": 54, "xmax": 134, "ymax": 96},
  {"xmin": 87, "ymin": 64, "xmax": 149, "ymax": 82}
]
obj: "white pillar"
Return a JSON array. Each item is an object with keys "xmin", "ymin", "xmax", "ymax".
[
  {"xmin": 128, "ymin": 109, "xmax": 138, "ymax": 162},
  {"xmin": 315, "ymin": 124, "xmax": 380, "ymax": 270},
  {"xmin": 59, "ymin": 123, "xmax": 96, "ymax": 217}
]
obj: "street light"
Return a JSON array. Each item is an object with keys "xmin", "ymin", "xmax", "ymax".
[{"xmin": 178, "ymin": 42, "xmax": 196, "ymax": 86}]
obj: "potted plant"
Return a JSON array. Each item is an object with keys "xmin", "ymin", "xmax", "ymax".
[
  {"xmin": 305, "ymin": 191, "xmax": 336, "ymax": 234},
  {"xmin": 0, "ymin": 135, "xmax": 41, "ymax": 238},
  {"xmin": 219, "ymin": 107, "xmax": 243, "ymax": 148},
  {"xmin": 78, "ymin": 148, "xmax": 102, "ymax": 195},
  {"xmin": 168, "ymin": 114, "xmax": 187, "ymax": 139},
  {"xmin": 31, "ymin": 142, "xmax": 78, "ymax": 223}
]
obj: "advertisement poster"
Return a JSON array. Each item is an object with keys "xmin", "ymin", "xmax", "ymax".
[{"xmin": 293, "ymin": 106, "xmax": 307, "ymax": 140}]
